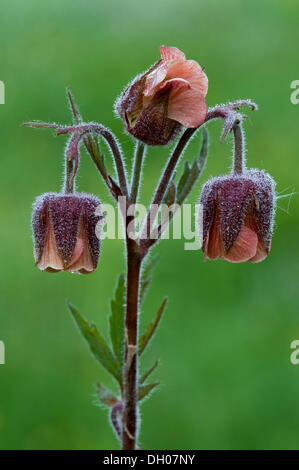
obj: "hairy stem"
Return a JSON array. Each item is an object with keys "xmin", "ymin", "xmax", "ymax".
[
  {"xmin": 58, "ymin": 123, "xmax": 129, "ymax": 198},
  {"xmin": 140, "ymin": 127, "xmax": 196, "ymax": 243},
  {"xmin": 130, "ymin": 141, "xmax": 145, "ymax": 203},
  {"xmin": 232, "ymin": 122, "xmax": 245, "ymax": 174},
  {"xmin": 147, "ymin": 128, "xmax": 209, "ymax": 248},
  {"xmin": 64, "ymin": 159, "xmax": 75, "ymax": 193},
  {"xmin": 66, "ymin": 89, "xmax": 113, "ymax": 197},
  {"xmin": 121, "ymin": 138, "xmax": 148, "ymax": 449},
  {"xmin": 140, "ymin": 100, "xmax": 257, "ymax": 246},
  {"xmin": 122, "ymin": 236, "xmax": 142, "ymax": 450}
]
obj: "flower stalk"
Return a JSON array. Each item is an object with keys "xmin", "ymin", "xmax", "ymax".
[
  {"xmin": 232, "ymin": 122, "xmax": 245, "ymax": 175},
  {"xmin": 26, "ymin": 46, "xmax": 273, "ymax": 450},
  {"xmin": 122, "ymin": 237, "xmax": 142, "ymax": 449},
  {"xmin": 25, "ymin": 96, "xmax": 259, "ymax": 448},
  {"xmin": 130, "ymin": 141, "xmax": 145, "ymax": 204},
  {"xmin": 64, "ymin": 158, "xmax": 76, "ymax": 193}
]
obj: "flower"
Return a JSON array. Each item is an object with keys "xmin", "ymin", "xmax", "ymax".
[
  {"xmin": 32, "ymin": 193, "xmax": 103, "ymax": 274},
  {"xmin": 116, "ymin": 45, "xmax": 208, "ymax": 145},
  {"xmin": 200, "ymin": 170, "xmax": 276, "ymax": 263}
]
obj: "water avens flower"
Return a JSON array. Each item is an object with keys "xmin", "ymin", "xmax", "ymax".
[
  {"xmin": 200, "ymin": 170, "xmax": 276, "ymax": 263},
  {"xmin": 26, "ymin": 75, "xmax": 276, "ymax": 449},
  {"xmin": 32, "ymin": 192, "xmax": 103, "ymax": 274},
  {"xmin": 116, "ymin": 45, "xmax": 208, "ymax": 145}
]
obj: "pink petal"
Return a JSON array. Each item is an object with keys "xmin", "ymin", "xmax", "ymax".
[
  {"xmin": 158, "ymin": 77, "xmax": 190, "ymax": 94},
  {"xmin": 167, "ymin": 86, "xmax": 208, "ymax": 127},
  {"xmin": 160, "ymin": 45, "xmax": 186, "ymax": 62},
  {"xmin": 67, "ymin": 237, "xmax": 84, "ymax": 266},
  {"xmin": 67, "ymin": 247, "xmax": 94, "ymax": 274},
  {"xmin": 66, "ymin": 222, "xmax": 95, "ymax": 274},
  {"xmin": 250, "ymin": 240, "xmax": 269, "ymax": 263},
  {"xmin": 36, "ymin": 224, "xmax": 64, "ymax": 272},
  {"xmin": 205, "ymin": 222, "xmax": 226, "ymax": 260},
  {"xmin": 143, "ymin": 62, "xmax": 168, "ymax": 97},
  {"xmin": 224, "ymin": 226, "xmax": 258, "ymax": 263},
  {"xmin": 166, "ymin": 60, "xmax": 208, "ymax": 96}
]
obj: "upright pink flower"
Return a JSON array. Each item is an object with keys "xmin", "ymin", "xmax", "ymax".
[
  {"xmin": 200, "ymin": 170, "xmax": 276, "ymax": 263},
  {"xmin": 116, "ymin": 45, "xmax": 208, "ymax": 145},
  {"xmin": 32, "ymin": 193, "xmax": 103, "ymax": 274}
]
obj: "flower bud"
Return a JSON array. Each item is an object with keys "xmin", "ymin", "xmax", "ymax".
[
  {"xmin": 32, "ymin": 193, "xmax": 103, "ymax": 274},
  {"xmin": 200, "ymin": 170, "xmax": 276, "ymax": 263},
  {"xmin": 115, "ymin": 45, "xmax": 208, "ymax": 145}
]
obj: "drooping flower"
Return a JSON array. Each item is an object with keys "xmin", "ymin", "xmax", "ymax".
[
  {"xmin": 116, "ymin": 45, "xmax": 208, "ymax": 145},
  {"xmin": 32, "ymin": 193, "xmax": 103, "ymax": 274},
  {"xmin": 200, "ymin": 170, "xmax": 276, "ymax": 263}
]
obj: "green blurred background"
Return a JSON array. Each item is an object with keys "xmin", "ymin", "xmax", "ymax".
[{"xmin": 0, "ymin": 0, "xmax": 298, "ymax": 450}]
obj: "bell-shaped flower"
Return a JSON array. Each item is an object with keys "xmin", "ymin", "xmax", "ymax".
[
  {"xmin": 200, "ymin": 170, "xmax": 276, "ymax": 263},
  {"xmin": 32, "ymin": 193, "xmax": 103, "ymax": 274},
  {"xmin": 116, "ymin": 45, "xmax": 208, "ymax": 145}
]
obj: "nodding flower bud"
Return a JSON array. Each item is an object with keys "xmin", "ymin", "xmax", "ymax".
[
  {"xmin": 115, "ymin": 45, "xmax": 208, "ymax": 146},
  {"xmin": 32, "ymin": 193, "xmax": 103, "ymax": 274},
  {"xmin": 200, "ymin": 170, "xmax": 276, "ymax": 263}
]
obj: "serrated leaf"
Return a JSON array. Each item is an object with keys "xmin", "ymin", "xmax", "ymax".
[
  {"xmin": 138, "ymin": 382, "xmax": 160, "ymax": 401},
  {"xmin": 67, "ymin": 88, "xmax": 106, "ymax": 175},
  {"xmin": 177, "ymin": 161, "xmax": 191, "ymax": 201},
  {"xmin": 67, "ymin": 87, "xmax": 82, "ymax": 124},
  {"xmin": 189, "ymin": 126, "xmax": 208, "ymax": 176},
  {"xmin": 163, "ymin": 177, "xmax": 177, "ymax": 206},
  {"xmin": 109, "ymin": 274, "xmax": 126, "ymax": 365},
  {"xmin": 177, "ymin": 128, "xmax": 209, "ymax": 205},
  {"xmin": 198, "ymin": 126, "xmax": 208, "ymax": 169},
  {"xmin": 139, "ymin": 297, "xmax": 167, "ymax": 355},
  {"xmin": 96, "ymin": 382, "xmax": 118, "ymax": 407},
  {"xmin": 140, "ymin": 253, "xmax": 160, "ymax": 302},
  {"xmin": 67, "ymin": 301, "xmax": 121, "ymax": 384},
  {"xmin": 140, "ymin": 360, "xmax": 159, "ymax": 384}
]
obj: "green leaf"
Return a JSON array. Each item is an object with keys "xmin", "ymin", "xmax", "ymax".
[
  {"xmin": 163, "ymin": 176, "xmax": 177, "ymax": 206},
  {"xmin": 139, "ymin": 297, "xmax": 167, "ymax": 355},
  {"xmin": 177, "ymin": 161, "xmax": 191, "ymax": 201},
  {"xmin": 189, "ymin": 126, "xmax": 208, "ymax": 177},
  {"xmin": 138, "ymin": 382, "xmax": 160, "ymax": 401},
  {"xmin": 67, "ymin": 88, "xmax": 106, "ymax": 175},
  {"xmin": 96, "ymin": 382, "xmax": 118, "ymax": 407},
  {"xmin": 176, "ymin": 127, "xmax": 209, "ymax": 205},
  {"xmin": 67, "ymin": 301, "xmax": 121, "ymax": 384},
  {"xmin": 140, "ymin": 253, "xmax": 160, "ymax": 302},
  {"xmin": 198, "ymin": 126, "xmax": 208, "ymax": 170},
  {"xmin": 67, "ymin": 87, "xmax": 82, "ymax": 124},
  {"xmin": 140, "ymin": 360, "xmax": 159, "ymax": 384},
  {"xmin": 109, "ymin": 274, "xmax": 126, "ymax": 366}
]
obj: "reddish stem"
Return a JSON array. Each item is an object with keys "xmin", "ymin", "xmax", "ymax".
[
  {"xmin": 122, "ymin": 234, "xmax": 143, "ymax": 450},
  {"xmin": 232, "ymin": 122, "xmax": 245, "ymax": 174}
]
